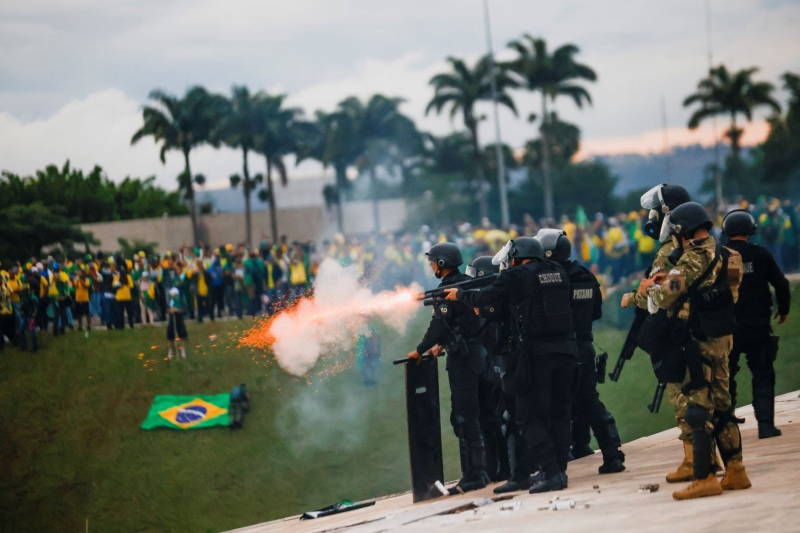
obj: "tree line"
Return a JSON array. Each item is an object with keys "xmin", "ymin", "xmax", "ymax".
[
  {"xmin": 0, "ymin": 162, "xmax": 189, "ymax": 261},
  {"xmin": 128, "ymin": 35, "xmax": 603, "ymax": 247},
  {"xmin": 130, "ymin": 33, "xmax": 800, "ymax": 246},
  {"xmin": 3, "ymin": 34, "xmax": 799, "ymax": 260}
]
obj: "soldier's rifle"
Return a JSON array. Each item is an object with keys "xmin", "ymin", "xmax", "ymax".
[{"xmin": 608, "ymin": 306, "xmax": 648, "ymax": 382}]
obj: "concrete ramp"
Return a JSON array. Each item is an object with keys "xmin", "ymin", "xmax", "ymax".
[{"xmin": 229, "ymin": 391, "xmax": 800, "ymax": 533}]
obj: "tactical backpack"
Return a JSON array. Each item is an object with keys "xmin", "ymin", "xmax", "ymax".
[
  {"xmin": 637, "ymin": 245, "xmax": 736, "ymax": 385},
  {"xmin": 229, "ymin": 384, "xmax": 251, "ymax": 429},
  {"xmin": 688, "ymin": 247, "xmax": 737, "ymax": 340}
]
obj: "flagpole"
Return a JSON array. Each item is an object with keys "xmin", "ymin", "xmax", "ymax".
[{"xmin": 483, "ymin": 0, "xmax": 510, "ymax": 227}]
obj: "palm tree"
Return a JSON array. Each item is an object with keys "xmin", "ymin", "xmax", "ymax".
[
  {"xmin": 760, "ymin": 72, "xmax": 800, "ymax": 190},
  {"xmin": 131, "ymin": 86, "xmax": 224, "ymax": 246},
  {"xmin": 505, "ymin": 35, "xmax": 596, "ymax": 219},
  {"xmin": 212, "ymin": 86, "xmax": 263, "ymax": 246},
  {"xmin": 298, "ymin": 95, "xmax": 419, "ymax": 233},
  {"xmin": 295, "ymin": 109, "xmax": 357, "ymax": 233},
  {"xmin": 684, "ymin": 65, "xmax": 781, "ymax": 158},
  {"xmin": 423, "ymin": 132, "xmax": 474, "ymax": 174},
  {"xmin": 250, "ymin": 92, "xmax": 309, "ymax": 244},
  {"xmin": 426, "ymin": 55, "xmax": 517, "ymax": 221},
  {"xmin": 354, "ymin": 95, "xmax": 421, "ymax": 232},
  {"xmin": 522, "ymin": 113, "xmax": 581, "ymax": 170}
]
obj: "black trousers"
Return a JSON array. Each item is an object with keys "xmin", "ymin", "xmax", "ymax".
[
  {"xmin": 477, "ymin": 367, "xmax": 510, "ymax": 481},
  {"xmin": 212, "ymin": 286, "xmax": 225, "ymax": 317},
  {"xmin": 447, "ymin": 353, "xmax": 483, "ymax": 443},
  {"xmin": 730, "ymin": 325, "xmax": 776, "ymax": 425},
  {"xmin": 515, "ymin": 351, "xmax": 576, "ymax": 476},
  {"xmin": 115, "ymin": 300, "xmax": 136, "ymax": 329},
  {"xmin": 571, "ymin": 342, "xmax": 623, "ymax": 461}
]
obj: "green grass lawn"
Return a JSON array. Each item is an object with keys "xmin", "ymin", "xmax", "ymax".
[{"xmin": 2, "ymin": 287, "xmax": 799, "ymax": 532}]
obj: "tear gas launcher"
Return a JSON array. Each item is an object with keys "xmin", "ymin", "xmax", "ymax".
[{"xmin": 417, "ymin": 274, "xmax": 499, "ymax": 307}]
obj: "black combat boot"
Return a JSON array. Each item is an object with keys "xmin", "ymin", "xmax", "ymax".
[
  {"xmin": 598, "ymin": 447, "xmax": 625, "ymax": 474},
  {"xmin": 494, "ymin": 430, "xmax": 534, "ymax": 493},
  {"xmin": 448, "ymin": 439, "xmax": 488, "ymax": 495},
  {"xmin": 758, "ymin": 423, "xmax": 782, "ymax": 439},
  {"xmin": 570, "ymin": 445, "xmax": 594, "ymax": 460},
  {"xmin": 753, "ymin": 389, "xmax": 781, "ymax": 438},
  {"xmin": 528, "ymin": 471, "xmax": 568, "ymax": 494},
  {"xmin": 493, "ymin": 476, "xmax": 533, "ymax": 493}
]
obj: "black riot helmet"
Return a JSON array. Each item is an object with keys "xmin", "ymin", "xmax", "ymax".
[
  {"xmin": 425, "ymin": 242, "xmax": 463, "ymax": 269},
  {"xmin": 509, "ymin": 237, "xmax": 544, "ymax": 262},
  {"xmin": 722, "ymin": 209, "xmax": 757, "ymax": 237},
  {"xmin": 641, "ymin": 184, "xmax": 691, "ymax": 241},
  {"xmin": 535, "ymin": 228, "xmax": 572, "ymax": 262},
  {"xmin": 466, "ymin": 256, "xmax": 499, "ymax": 278},
  {"xmin": 661, "ymin": 185, "xmax": 691, "ymax": 211},
  {"xmin": 667, "ymin": 201, "xmax": 713, "ymax": 239}
]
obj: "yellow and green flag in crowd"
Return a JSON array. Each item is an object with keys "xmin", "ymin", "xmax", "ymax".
[{"xmin": 141, "ymin": 394, "xmax": 230, "ymax": 430}]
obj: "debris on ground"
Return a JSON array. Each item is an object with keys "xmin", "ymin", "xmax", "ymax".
[{"xmin": 638, "ymin": 483, "xmax": 660, "ymax": 494}]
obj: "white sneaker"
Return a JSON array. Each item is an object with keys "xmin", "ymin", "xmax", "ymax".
[
  {"xmin": 180, "ymin": 349, "xmax": 186, "ymax": 359},
  {"xmin": 168, "ymin": 350, "xmax": 174, "ymax": 360}
]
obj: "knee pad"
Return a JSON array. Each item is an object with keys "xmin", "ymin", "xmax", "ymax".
[
  {"xmin": 712, "ymin": 408, "xmax": 738, "ymax": 436},
  {"xmin": 685, "ymin": 404, "xmax": 710, "ymax": 432},
  {"xmin": 451, "ymin": 414, "xmax": 466, "ymax": 439}
]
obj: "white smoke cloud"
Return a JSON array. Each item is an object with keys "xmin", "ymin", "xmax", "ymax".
[
  {"xmin": 275, "ymin": 378, "xmax": 372, "ymax": 455},
  {"xmin": 253, "ymin": 258, "xmax": 420, "ymax": 377}
]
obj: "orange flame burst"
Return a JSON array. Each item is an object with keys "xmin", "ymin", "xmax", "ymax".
[{"xmin": 239, "ymin": 284, "xmax": 420, "ymax": 377}]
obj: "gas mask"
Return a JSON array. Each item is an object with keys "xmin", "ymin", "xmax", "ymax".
[
  {"xmin": 640, "ymin": 185, "xmax": 672, "ymax": 243},
  {"xmin": 492, "ymin": 241, "xmax": 513, "ymax": 272}
]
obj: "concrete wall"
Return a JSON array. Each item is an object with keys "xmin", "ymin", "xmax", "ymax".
[{"xmin": 80, "ymin": 199, "xmax": 408, "ymax": 251}]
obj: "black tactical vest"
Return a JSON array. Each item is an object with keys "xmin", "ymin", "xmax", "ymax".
[
  {"xmin": 565, "ymin": 261, "xmax": 596, "ymax": 342},
  {"xmin": 512, "ymin": 260, "xmax": 573, "ymax": 338},
  {"xmin": 437, "ymin": 272, "xmax": 482, "ymax": 341}
]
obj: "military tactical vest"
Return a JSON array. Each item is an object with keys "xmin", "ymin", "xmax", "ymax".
[
  {"xmin": 512, "ymin": 260, "xmax": 573, "ymax": 339},
  {"xmin": 565, "ymin": 261, "xmax": 596, "ymax": 342}
]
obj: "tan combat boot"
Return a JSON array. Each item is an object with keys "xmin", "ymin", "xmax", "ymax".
[
  {"xmin": 672, "ymin": 474, "xmax": 723, "ymax": 500},
  {"xmin": 666, "ymin": 441, "xmax": 693, "ymax": 483},
  {"xmin": 721, "ymin": 460, "xmax": 752, "ymax": 490},
  {"xmin": 710, "ymin": 447, "xmax": 723, "ymax": 474}
]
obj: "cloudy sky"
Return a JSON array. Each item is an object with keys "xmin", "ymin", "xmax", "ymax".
[{"xmin": 1, "ymin": 0, "xmax": 798, "ymax": 190}]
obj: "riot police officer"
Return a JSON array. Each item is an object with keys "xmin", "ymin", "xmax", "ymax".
[
  {"xmin": 467, "ymin": 256, "xmax": 532, "ymax": 493},
  {"xmin": 722, "ymin": 209, "xmax": 791, "ymax": 439},
  {"xmin": 406, "ymin": 243, "xmax": 489, "ymax": 494},
  {"xmin": 445, "ymin": 237, "xmax": 577, "ymax": 494},
  {"xmin": 536, "ymin": 229, "xmax": 625, "ymax": 474},
  {"xmin": 643, "ymin": 202, "xmax": 750, "ymax": 500}
]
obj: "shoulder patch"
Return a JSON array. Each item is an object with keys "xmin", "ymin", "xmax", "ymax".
[{"xmin": 669, "ymin": 279, "xmax": 682, "ymax": 292}]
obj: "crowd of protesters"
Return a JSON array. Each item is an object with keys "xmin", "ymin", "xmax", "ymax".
[
  {"xmin": 0, "ymin": 236, "xmax": 318, "ymax": 351},
  {"xmin": 2, "ymin": 195, "xmax": 799, "ymax": 353}
]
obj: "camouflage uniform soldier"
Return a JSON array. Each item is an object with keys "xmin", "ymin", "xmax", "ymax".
[
  {"xmin": 621, "ymin": 184, "xmax": 721, "ymax": 482},
  {"xmin": 642, "ymin": 202, "xmax": 751, "ymax": 500}
]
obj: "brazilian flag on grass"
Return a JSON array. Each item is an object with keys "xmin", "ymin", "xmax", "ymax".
[{"xmin": 141, "ymin": 394, "xmax": 230, "ymax": 430}]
